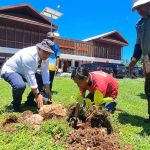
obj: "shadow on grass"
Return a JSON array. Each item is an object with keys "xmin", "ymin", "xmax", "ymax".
[
  {"xmin": 137, "ymin": 93, "xmax": 147, "ymax": 100},
  {"xmin": 51, "ymin": 90, "xmax": 58, "ymax": 95},
  {"xmin": 118, "ymin": 112, "xmax": 150, "ymax": 136},
  {"xmin": 3, "ymin": 103, "xmax": 38, "ymax": 114}
]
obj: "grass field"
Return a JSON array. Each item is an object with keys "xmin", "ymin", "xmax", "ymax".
[{"xmin": 0, "ymin": 77, "xmax": 150, "ymax": 150}]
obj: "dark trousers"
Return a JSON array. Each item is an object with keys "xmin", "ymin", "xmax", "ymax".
[
  {"xmin": 49, "ymin": 71, "xmax": 55, "ymax": 91},
  {"xmin": 2, "ymin": 72, "xmax": 43, "ymax": 108},
  {"xmin": 27, "ymin": 72, "xmax": 44, "ymax": 102},
  {"xmin": 143, "ymin": 55, "xmax": 150, "ymax": 116}
]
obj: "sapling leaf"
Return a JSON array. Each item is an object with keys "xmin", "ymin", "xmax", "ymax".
[
  {"xmin": 99, "ymin": 97, "xmax": 113, "ymax": 105},
  {"xmin": 85, "ymin": 98, "xmax": 93, "ymax": 107},
  {"xmin": 94, "ymin": 90, "xmax": 104, "ymax": 105}
]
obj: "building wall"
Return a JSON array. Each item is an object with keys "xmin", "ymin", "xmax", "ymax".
[
  {"xmin": 55, "ymin": 37, "xmax": 122, "ymax": 60},
  {"xmin": 0, "ymin": 21, "xmax": 47, "ymax": 49}
]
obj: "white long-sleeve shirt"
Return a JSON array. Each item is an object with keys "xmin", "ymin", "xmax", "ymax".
[{"xmin": 1, "ymin": 46, "xmax": 50, "ymax": 88}]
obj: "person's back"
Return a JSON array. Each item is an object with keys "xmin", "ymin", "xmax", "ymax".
[
  {"xmin": 1, "ymin": 46, "xmax": 38, "ymax": 77},
  {"xmin": 89, "ymin": 71, "xmax": 118, "ymax": 98}
]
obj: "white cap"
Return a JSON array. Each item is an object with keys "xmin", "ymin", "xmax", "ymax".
[{"xmin": 132, "ymin": 0, "xmax": 150, "ymax": 11}]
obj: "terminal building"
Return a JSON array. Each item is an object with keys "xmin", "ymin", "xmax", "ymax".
[{"xmin": 0, "ymin": 4, "xmax": 129, "ymax": 72}]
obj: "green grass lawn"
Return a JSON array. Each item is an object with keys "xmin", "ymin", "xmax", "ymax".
[{"xmin": 0, "ymin": 77, "xmax": 150, "ymax": 150}]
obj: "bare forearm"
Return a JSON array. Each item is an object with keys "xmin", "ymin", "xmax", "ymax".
[
  {"xmin": 31, "ymin": 88, "xmax": 40, "ymax": 96},
  {"xmin": 56, "ymin": 57, "xmax": 60, "ymax": 69},
  {"xmin": 81, "ymin": 90, "xmax": 86, "ymax": 97},
  {"xmin": 31, "ymin": 88, "xmax": 43, "ymax": 108}
]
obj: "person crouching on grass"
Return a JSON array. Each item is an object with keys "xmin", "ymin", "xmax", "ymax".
[
  {"xmin": 1, "ymin": 39, "xmax": 54, "ymax": 112},
  {"xmin": 71, "ymin": 66, "xmax": 119, "ymax": 112}
]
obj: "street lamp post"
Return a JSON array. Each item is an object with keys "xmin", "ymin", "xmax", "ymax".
[{"xmin": 41, "ymin": 6, "xmax": 63, "ymax": 32}]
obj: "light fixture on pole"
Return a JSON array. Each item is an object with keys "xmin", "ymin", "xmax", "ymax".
[{"xmin": 41, "ymin": 6, "xmax": 63, "ymax": 32}]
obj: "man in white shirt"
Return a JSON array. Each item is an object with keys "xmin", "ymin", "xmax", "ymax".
[{"xmin": 1, "ymin": 39, "xmax": 54, "ymax": 112}]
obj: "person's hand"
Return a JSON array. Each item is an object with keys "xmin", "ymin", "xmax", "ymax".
[
  {"xmin": 55, "ymin": 65, "xmax": 59, "ymax": 71},
  {"xmin": 35, "ymin": 94, "xmax": 44, "ymax": 109},
  {"xmin": 128, "ymin": 60, "xmax": 136, "ymax": 75}
]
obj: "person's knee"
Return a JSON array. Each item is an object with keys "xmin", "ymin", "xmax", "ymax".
[
  {"xmin": 14, "ymin": 82, "xmax": 26, "ymax": 91},
  {"xmin": 105, "ymin": 102, "xmax": 116, "ymax": 111}
]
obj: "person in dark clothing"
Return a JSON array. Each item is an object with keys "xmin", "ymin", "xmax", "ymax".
[{"xmin": 129, "ymin": 0, "xmax": 150, "ymax": 123}]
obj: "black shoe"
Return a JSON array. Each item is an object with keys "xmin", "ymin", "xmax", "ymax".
[
  {"xmin": 24, "ymin": 100, "xmax": 37, "ymax": 107},
  {"xmin": 6, "ymin": 104, "xmax": 21, "ymax": 112},
  {"xmin": 144, "ymin": 118, "xmax": 150, "ymax": 123},
  {"xmin": 47, "ymin": 100, "xmax": 52, "ymax": 105},
  {"xmin": 13, "ymin": 106, "xmax": 22, "ymax": 112}
]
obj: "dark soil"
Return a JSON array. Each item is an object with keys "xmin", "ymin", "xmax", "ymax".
[
  {"xmin": 66, "ymin": 128, "xmax": 120, "ymax": 150},
  {"xmin": 0, "ymin": 115, "xmax": 18, "ymax": 133},
  {"xmin": 66, "ymin": 106, "xmax": 120, "ymax": 150},
  {"xmin": 67, "ymin": 106, "xmax": 113, "ymax": 134},
  {"xmin": 2, "ymin": 115, "xmax": 18, "ymax": 126},
  {"xmin": 0, "ymin": 106, "xmax": 130, "ymax": 150}
]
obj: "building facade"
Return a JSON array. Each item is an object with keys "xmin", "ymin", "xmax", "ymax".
[
  {"xmin": 55, "ymin": 32, "xmax": 128, "ymax": 71},
  {"xmin": 0, "ymin": 4, "xmax": 128, "ymax": 72},
  {"xmin": 0, "ymin": 4, "xmax": 57, "ymax": 67}
]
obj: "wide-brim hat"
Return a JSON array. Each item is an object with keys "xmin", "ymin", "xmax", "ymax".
[
  {"xmin": 132, "ymin": 0, "xmax": 150, "ymax": 11},
  {"xmin": 36, "ymin": 39, "xmax": 54, "ymax": 53}
]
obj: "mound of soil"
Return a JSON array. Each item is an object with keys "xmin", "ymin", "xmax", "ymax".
[
  {"xmin": 2, "ymin": 115, "xmax": 18, "ymax": 126},
  {"xmin": 39, "ymin": 104, "xmax": 67, "ymax": 120},
  {"xmin": 66, "ymin": 105, "xmax": 120, "ymax": 150},
  {"xmin": 0, "ymin": 115, "xmax": 18, "ymax": 133},
  {"xmin": 66, "ymin": 128, "xmax": 120, "ymax": 150},
  {"xmin": 67, "ymin": 106, "xmax": 113, "ymax": 134}
]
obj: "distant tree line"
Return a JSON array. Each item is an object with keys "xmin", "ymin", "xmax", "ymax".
[{"xmin": 122, "ymin": 57, "xmax": 143, "ymax": 67}]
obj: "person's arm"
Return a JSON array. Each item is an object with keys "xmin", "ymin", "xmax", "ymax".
[
  {"xmin": 41, "ymin": 59, "xmax": 52, "ymax": 100},
  {"xmin": 32, "ymin": 88, "xmax": 44, "ymax": 108},
  {"xmin": 128, "ymin": 23, "xmax": 142, "ymax": 75},
  {"xmin": 55, "ymin": 44, "xmax": 61, "ymax": 71},
  {"xmin": 41, "ymin": 59, "xmax": 50, "ymax": 86},
  {"xmin": 132, "ymin": 44, "xmax": 142, "ymax": 62},
  {"xmin": 79, "ymin": 87, "xmax": 86, "ymax": 97},
  {"xmin": 56, "ymin": 56, "xmax": 60, "ymax": 71},
  {"xmin": 128, "ymin": 44, "xmax": 142, "ymax": 75},
  {"xmin": 20, "ymin": 52, "xmax": 44, "ymax": 108}
]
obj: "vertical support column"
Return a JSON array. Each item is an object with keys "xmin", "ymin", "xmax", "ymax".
[{"xmin": 72, "ymin": 59, "xmax": 75, "ymax": 67}]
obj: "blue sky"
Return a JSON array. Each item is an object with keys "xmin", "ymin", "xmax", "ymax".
[{"xmin": 0, "ymin": 0, "xmax": 141, "ymax": 61}]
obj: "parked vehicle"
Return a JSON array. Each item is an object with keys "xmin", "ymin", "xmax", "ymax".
[
  {"xmin": 99, "ymin": 63, "xmax": 127, "ymax": 78},
  {"xmin": 99, "ymin": 65, "xmax": 114, "ymax": 76},
  {"xmin": 126, "ymin": 66, "xmax": 144, "ymax": 78},
  {"xmin": 81, "ymin": 63, "xmax": 101, "ymax": 72},
  {"xmin": 81, "ymin": 63, "xmax": 114, "ymax": 76}
]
